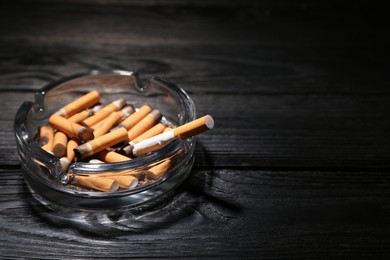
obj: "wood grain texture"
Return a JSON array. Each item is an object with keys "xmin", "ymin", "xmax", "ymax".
[
  {"xmin": 1, "ymin": 1, "xmax": 390, "ymax": 259},
  {"xmin": 2, "ymin": 168, "xmax": 390, "ymax": 258}
]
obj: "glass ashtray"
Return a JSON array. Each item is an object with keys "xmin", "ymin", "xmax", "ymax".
[{"xmin": 14, "ymin": 70, "xmax": 196, "ymax": 211}]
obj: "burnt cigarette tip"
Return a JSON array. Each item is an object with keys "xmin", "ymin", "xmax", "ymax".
[{"xmin": 78, "ymin": 128, "xmax": 95, "ymax": 142}]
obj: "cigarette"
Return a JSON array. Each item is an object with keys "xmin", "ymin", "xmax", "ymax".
[
  {"xmin": 49, "ymin": 114, "xmax": 94, "ymax": 142},
  {"xmin": 122, "ymin": 123, "xmax": 166, "ymax": 155},
  {"xmin": 59, "ymin": 157, "xmax": 71, "ymax": 171},
  {"xmin": 74, "ymin": 127, "xmax": 129, "ymax": 159},
  {"xmin": 97, "ymin": 150, "xmax": 132, "ymax": 163},
  {"xmin": 59, "ymin": 138, "xmax": 79, "ymax": 170},
  {"xmin": 89, "ymin": 159, "xmax": 105, "ymax": 163},
  {"xmin": 131, "ymin": 123, "xmax": 166, "ymax": 144},
  {"xmin": 88, "ymin": 169, "xmax": 142, "ymax": 178},
  {"xmin": 93, "ymin": 111, "xmax": 122, "ymax": 138},
  {"xmin": 127, "ymin": 109, "xmax": 162, "ymax": 141},
  {"xmin": 68, "ymin": 105, "xmax": 103, "ymax": 123},
  {"xmin": 91, "ymin": 105, "xmax": 135, "ymax": 130},
  {"xmin": 39, "ymin": 124, "xmax": 54, "ymax": 153},
  {"xmin": 132, "ymin": 115, "xmax": 214, "ymax": 157},
  {"xmin": 117, "ymin": 104, "xmax": 152, "ymax": 130},
  {"xmin": 104, "ymin": 175, "xmax": 138, "ymax": 189},
  {"xmin": 52, "ymin": 131, "xmax": 68, "ymax": 157},
  {"xmin": 146, "ymin": 159, "xmax": 171, "ymax": 179},
  {"xmin": 73, "ymin": 175, "xmax": 119, "ymax": 192},
  {"xmin": 54, "ymin": 90, "xmax": 100, "ymax": 118},
  {"xmin": 82, "ymin": 98, "xmax": 126, "ymax": 128},
  {"xmin": 66, "ymin": 138, "xmax": 79, "ymax": 161}
]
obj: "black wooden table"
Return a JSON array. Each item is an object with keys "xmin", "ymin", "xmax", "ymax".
[{"xmin": 1, "ymin": 1, "xmax": 390, "ymax": 258}]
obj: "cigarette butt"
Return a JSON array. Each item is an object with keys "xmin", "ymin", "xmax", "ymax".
[
  {"xmin": 118, "ymin": 104, "xmax": 152, "ymax": 130},
  {"xmin": 91, "ymin": 105, "xmax": 135, "ymax": 130},
  {"xmin": 74, "ymin": 127, "xmax": 129, "ymax": 159},
  {"xmin": 55, "ymin": 90, "xmax": 100, "ymax": 118},
  {"xmin": 59, "ymin": 157, "xmax": 71, "ymax": 171},
  {"xmin": 132, "ymin": 115, "xmax": 214, "ymax": 157},
  {"xmin": 82, "ymin": 99, "xmax": 126, "ymax": 128},
  {"xmin": 97, "ymin": 150, "xmax": 132, "ymax": 163},
  {"xmin": 127, "ymin": 109, "xmax": 162, "ymax": 141},
  {"xmin": 73, "ymin": 175, "xmax": 119, "ymax": 192},
  {"xmin": 88, "ymin": 169, "xmax": 142, "ymax": 178},
  {"xmin": 122, "ymin": 123, "xmax": 166, "ymax": 156},
  {"xmin": 66, "ymin": 138, "xmax": 79, "ymax": 161},
  {"xmin": 68, "ymin": 105, "xmax": 103, "ymax": 123},
  {"xmin": 49, "ymin": 114, "xmax": 94, "ymax": 142},
  {"xmin": 146, "ymin": 159, "xmax": 171, "ymax": 179},
  {"xmin": 52, "ymin": 131, "xmax": 68, "ymax": 157},
  {"xmin": 173, "ymin": 115, "xmax": 214, "ymax": 139},
  {"xmin": 131, "ymin": 123, "xmax": 166, "ymax": 144},
  {"xmin": 104, "ymin": 175, "xmax": 138, "ymax": 189},
  {"xmin": 40, "ymin": 124, "xmax": 55, "ymax": 153},
  {"xmin": 93, "ymin": 112, "xmax": 122, "ymax": 138},
  {"xmin": 89, "ymin": 159, "xmax": 105, "ymax": 163}
]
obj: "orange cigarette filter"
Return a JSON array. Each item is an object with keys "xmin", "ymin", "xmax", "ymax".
[
  {"xmin": 49, "ymin": 114, "xmax": 94, "ymax": 142},
  {"xmin": 127, "ymin": 109, "xmax": 162, "ymax": 141},
  {"xmin": 68, "ymin": 105, "xmax": 102, "ymax": 123},
  {"xmin": 97, "ymin": 150, "xmax": 131, "ymax": 163},
  {"xmin": 131, "ymin": 123, "xmax": 166, "ymax": 144},
  {"xmin": 132, "ymin": 115, "xmax": 214, "ymax": 157},
  {"xmin": 52, "ymin": 131, "xmax": 68, "ymax": 157},
  {"xmin": 121, "ymin": 123, "xmax": 166, "ymax": 155},
  {"xmin": 82, "ymin": 99, "xmax": 126, "ymax": 128},
  {"xmin": 146, "ymin": 159, "xmax": 171, "ymax": 179},
  {"xmin": 73, "ymin": 175, "xmax": 119, "ymax": 192},
  {"xmin": 118, "ymin": 104, "xmax": 152, "ymax": 130},
  {"xmin": 66, "ymin": 138, "xmax": 79, "ymax": 161},
  {"xmin": 91, "ymin": 106, "xmax": 134, "ymax": 130},
  {"xmin": 173, "ymin": 115, "xmax": 214, "ymax": 139},
  {"xmin": 93, "ymin": 112, "xmax": 122, "ymax": 138},
  {"xmin": 40, "ymin": 124, "xmax": 55, "ymax": 153},
  {"xmin": 59, "ymin": 138, "xmax": 79, "ymax": 170},
  {"xmin": 104, "ymin": 175, "xmax": 138, "ymax": 189},
  {"xmin": 74, "ymin": 127, "xmax": 129, "ymax": 159},
  {"xmin": 55, "ymin": 90, "xmax": 100, "ymax": 118}
]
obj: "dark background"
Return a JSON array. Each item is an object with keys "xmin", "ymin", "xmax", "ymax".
[{"xmin": 1, "ymin": 0, "xmax": 390, "ymax": 258}]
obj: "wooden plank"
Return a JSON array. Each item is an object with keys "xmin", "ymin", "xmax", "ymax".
[
  {"xmin": 2, "ymin": 167, "xmax": 390, "ymax": 258},
  {"xmin": 0, "ymin": 3, "xmax": 388, "ymax": 95}
]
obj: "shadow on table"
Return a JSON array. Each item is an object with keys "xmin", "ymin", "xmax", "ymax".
[{"xmin": 25, "ymin": 142, "xmax": 240, "ymax": 237}]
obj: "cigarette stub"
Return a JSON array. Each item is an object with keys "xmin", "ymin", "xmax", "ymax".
[
  {"xmin": 93, "ymin": 111, "xmax": 122, "ymax": 138},
  {"xmin": 104, "ymin": 175, "xmax": 138, "ymax": 189},
  {"xmin": 91, "ymin": 105, "xmax": 135, "ymax": 130},
  {"xmin": 73, "ymin": 175, "xmax": 119, "ymax": 192},
  {"xmin": 127, "ymin": 109, "xmax": 162, "ymax": 141},
  {"xmin": 40, "ymin": 124, "xmax": 54, "ymax": 153},
  {"xmin": 118, "ymin": 104, "xmax": 152, "ymax": 130},
  {"xmin": 49, "ymin": 114, "xmax": 94, "ymax": 142},
  {"xmin": 68, "ymin": 105, "xmax": 102, "ymax": 123},
  {"xmin": 132, "ymin": 115, "xmax": 214, "ymax": 156},
  {"xmin": 74, "ymin": 127, "xmax": 129, "ymax": 159},
  {"xmin": 97, "ymin": 150, "xmax": 132, "ymax": 163},
  {"xmin": 122, "ymin": 123, "xmax": 166, "ymax": 155},
  {"xmin": 59, "ymin": 157, "xmax": 71, "ymax": 171},
  {"xmin": 66, "ymin": 139, "xmax": 79, "ymax": 161},
  {"xmin": 82, "ymin": 99, "xmax": 126, "ymax": 128},
  {"xmin": 52, "ymin": 131, "xmax": 68, "ymax": 157},
  {"xmin": 131, "ymin": 123, "xmax": 166, "ymax": 144},
  {"xmin": 59, "ymin": 138, "xmax": 79, "ymax": 171},
  {"xmin": 55, "ymin": 90, "xmax": 100, "ymax": 118},
  {"xmin": 146, "ymin": 159, "xmax": 171, "ymax": 179}
]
